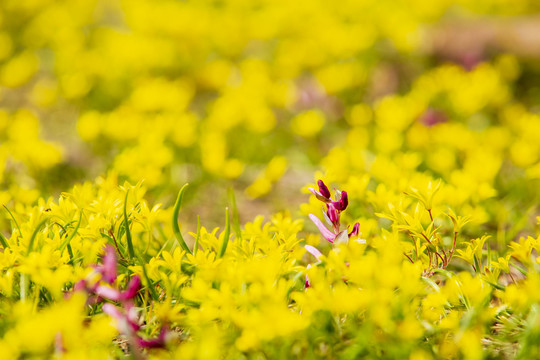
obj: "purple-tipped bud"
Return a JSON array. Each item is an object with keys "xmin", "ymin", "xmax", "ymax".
[
  {"xmin": 317, "ymin": 180, "xmax": 331, "ymax": 199},
  {"xmin": 348, "ymin": 222, "xmax": 360, "ymax": 238},
  {"xmin": 335, "ymin": 191, "xmax": 348, "ymax": 211},
  {"xmin": 121, "ymin": 275, "xmax": 142, "ymax": 301}
]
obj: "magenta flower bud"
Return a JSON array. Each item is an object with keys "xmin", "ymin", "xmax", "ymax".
[
  {"xmin": 120, "ymin": 275, "xmax": 142, "ymax": 300},
  {"xmin": 317, "ymin": 180, "xmax": 331, "ymax": 199},
  {"xmin": 348, "ymin": 222, "xmax": 360, "ymax": 237},
  {"xmin": 338, "ymin": 191, "xmax": 348, "ymax": 210}
]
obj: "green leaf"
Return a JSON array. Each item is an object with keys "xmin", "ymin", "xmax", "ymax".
[
  {"xmin": 27, "ymin": 217, "xmax": 49, "ymax": 255},
  {"xmin": 3, "ymin": 205, "xmax": 22, "ymax": 238},
  {"xmin": 218, "ymin": 207, "xmax": 231, "ymax": 258},
  {"xmin": 194, "ymin": 215, "xmax": 201, "ymax": 255},
  {"xmin": 473, "ymin": 254, "xmax": 481, "ymax": 273},
  {"xmin": 136, "ymin": 254, "xmax": 159, "ymax": 301},
  {"xmin": 0, "ymin": 231, "xmax": 9, "ymax": 249},
  {"xmin": 124, "ymin": 190, "xmax": 135, "ymax": 259},
  {"xmin": 228, "ymin": 187, "xmax": 242, "ymax": 242},
  {"xmin": 172, "ymin": 184, "xmax": 192, "ymax": 254}
]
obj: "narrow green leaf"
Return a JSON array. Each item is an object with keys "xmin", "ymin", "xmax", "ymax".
[
  {"xmin": 218, "ymin": 207, "xmax": 230, "ymax": 258},
  {"xmin": 473, "ymin": 254, "xmax": 481, "ymax": 274},
  {"xmin": 27, "ymin": 217, "xmax": 49, "ymax": 255},
  {"xmin": 194, "ymin": 215, "xmax": 201, "ymax": 255},
  {"xmin": 0, "ymin": 232, "xmax": 9, "ymax": 248},
  {"xmin": 227, "ymin": 187, "xmax": 242, "ymax": 242},
  {"xmin": 136, "ymin": 254, "xmax": 159, "ymax": 301},
  {"xmin": 172, "ymin": 184, "xmax": 191, "ymax": 254},
  {"xmin": 3, "ymin": 205, "xmax": 22, "ymax": 237},
  {"xmin": 66, "ymin": 244, "xmax": 74, "ymax": 263},
  {"xmin": 124, "ymin": 190, "xmax": 135, "ymax": 259},
  {"xmin": 485, "ymin": 280, "xmax": 506, "ymax": 291}
]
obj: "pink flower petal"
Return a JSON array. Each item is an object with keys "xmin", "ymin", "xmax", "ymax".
[
  {"xmin": 305, "ymin": 245, "xmax": 323, "ymax": 260},
  {"xmin": 309, "ymin": 214, "xmax": 336, "ymax": 243},
  {"xmin": 96, "ymin": 285, "xmax": 122, "ymax": 302}
]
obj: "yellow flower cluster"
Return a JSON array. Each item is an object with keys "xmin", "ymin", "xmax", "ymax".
[{"xmin": 0, "ymin": 173, "xmax": 539, "ymax": 358}]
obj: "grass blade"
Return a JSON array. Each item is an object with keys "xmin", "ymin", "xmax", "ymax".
[
  {"xmin": 227, "ymin": 187, "xmax": 242, "ymax": 242},
  {"xmin": 0, "ymin": 232, "xmax": 9, "ymax": 248},
  {"xmin": 218, "ymin": 207, "xmax": 230, "ymax": 258},
  {"xmin": 27, "ymin": 217, "xmax": 49, "ymax": 255},
  {"xmin": 124, "ymin": 190, "xmax": 135, "ymax": 259},
  {"xmin": 3, "ymin": 205, "xmax": 22, "ymax": 237},
  {"xmin": 172, "ymin": 184, "xmax": 191, "ymax": 254},
  {"xmin": 136, "ymin": 254, "xmax": 159, "ymax": 301},
  {"xmin": 193, "ymin": 215, "xmax": 201, "ymax": 255}
]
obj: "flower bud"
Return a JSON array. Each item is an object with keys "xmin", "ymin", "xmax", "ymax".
[
  {"xmin": 317, "ymin": 180, "xmax": 331, "ymax": 199},
  {"xmin": 335, "ymin": 191, "xmax": 348, "ymax": 210}
]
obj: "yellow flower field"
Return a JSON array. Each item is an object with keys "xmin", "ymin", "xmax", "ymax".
[{"xmin": 1, "ymin": 0, "xmax": 540, "ymax": 358}]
